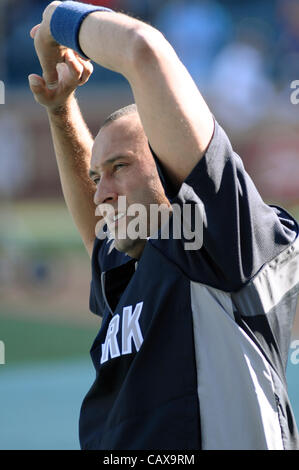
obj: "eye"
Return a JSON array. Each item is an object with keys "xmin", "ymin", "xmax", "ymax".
[
  {"xmin": 114, "ymin": 163, "xmax": 127, "ymax": 172},
  {"xmin": 92, "ymin": 176, "xmax": 101, "ymax": 185}
]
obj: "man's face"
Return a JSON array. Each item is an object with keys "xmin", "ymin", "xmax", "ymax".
[{"xmin": 90, "ymin": 113, "xmax": 170, "ymax": 259}]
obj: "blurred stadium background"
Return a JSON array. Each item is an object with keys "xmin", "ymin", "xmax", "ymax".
[{"xmin": 0, "ymin": 0, "xmax": 299, "ymax": 449}]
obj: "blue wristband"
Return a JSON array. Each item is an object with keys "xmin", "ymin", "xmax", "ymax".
[{"xmin": 50, "ymin": 1, "xmax": 112, "ymax": 59}]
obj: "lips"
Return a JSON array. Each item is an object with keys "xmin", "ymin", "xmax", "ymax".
[
  {"xmin": 106, "ymin": 212, "xmax": 126, "ymax": 231},
  {"xmin": 112, "ymin": 212, "xmax": 126, "ymax": 223}
]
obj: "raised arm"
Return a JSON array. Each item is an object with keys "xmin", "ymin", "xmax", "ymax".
[
  {"xmin": 29, "ymin": 44, "xmax": 97, "ymax": 257},
  {"xmin": 33, "ymin": 1, "xmax": 214, "ymax": 187}
]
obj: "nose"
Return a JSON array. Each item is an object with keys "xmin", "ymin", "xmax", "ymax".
[{"xmin": 93, "ymin": 176, "xmax": 118, "ymax": 206}]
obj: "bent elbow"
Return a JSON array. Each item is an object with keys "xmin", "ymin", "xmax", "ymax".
[{"xmin": 130, "ymin": 25, "xmax": 169, "ymax": 73}]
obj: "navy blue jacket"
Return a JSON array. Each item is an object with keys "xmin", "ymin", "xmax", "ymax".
[{"xmin": 79, "ymin": 121, "xmax": 299, "ymax": 450}]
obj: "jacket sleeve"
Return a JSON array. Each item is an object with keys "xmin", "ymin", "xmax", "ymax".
[{"xmin": 150, "ymin": 120, "xmax": 298, "ymax": 291}]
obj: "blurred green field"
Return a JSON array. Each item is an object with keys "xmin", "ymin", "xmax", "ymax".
[
  {"xmin": 0, "ymin": 199, "xmax": 298, "ymax": 251},
  {"xmin": 0, "ymin": 200, "xmax": 83, "ymax": 254},
  {"xmin": 0, "ymin": 312, "xmax": 98, "ymax": 364},
  {"xmin": 0, "ymin": 199, "xmax": 100, "ymax": 365}
]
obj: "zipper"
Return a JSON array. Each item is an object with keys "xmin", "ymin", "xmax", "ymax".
[{"xmin": 101, "ymin": 271, "xmax": 114, "ymax": 316}]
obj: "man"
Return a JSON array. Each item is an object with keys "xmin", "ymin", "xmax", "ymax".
[{"xmin": 29, "ymin": 1, "xmax": 299, "ymax": 450}]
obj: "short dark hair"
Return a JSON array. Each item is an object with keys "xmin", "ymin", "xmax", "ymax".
[{"xmin": 101, "ymin": 103, "xmax": 138, "ymax": 129}]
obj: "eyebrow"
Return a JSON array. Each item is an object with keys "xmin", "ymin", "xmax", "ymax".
[{"xmin": 89, "ymin": 155, "xmax": 128, "ymax": 179}]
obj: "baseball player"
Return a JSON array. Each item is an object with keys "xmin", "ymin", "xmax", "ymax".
[{"xmin": 29, "ymin": 1, "xmax": 299, "ymax": 450}]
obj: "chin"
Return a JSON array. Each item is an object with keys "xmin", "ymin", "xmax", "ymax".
[{"xmin": 114, "ymin": 238, "xmax": 146, "ymax": 259}]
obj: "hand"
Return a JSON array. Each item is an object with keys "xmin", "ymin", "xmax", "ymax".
[
  {"xmin": 30, "ymin": 1, "xmax": 65, "ymax": 89},
  {"xmin": 29, "ymin": 44, "xmax": 93, "ymax": 111}
]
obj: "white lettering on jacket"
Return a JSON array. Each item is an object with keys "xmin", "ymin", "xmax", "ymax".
[{"xmin": 101, "ymin": 302, "xmax": 144, "ymax": 364}]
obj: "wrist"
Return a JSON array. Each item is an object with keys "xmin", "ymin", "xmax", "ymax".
[
  {"xmin": 49, "ymin": 1, "xmax": 113, "ymax": 58},
  {"xmin": 46, "ymin": 93, "xmax": 76, "ymax": 116},
  {"xmin": 41, "ymin": 1, "xmax": 62, "ymax": 46}
]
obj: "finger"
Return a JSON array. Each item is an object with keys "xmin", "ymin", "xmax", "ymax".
[
  {"xmin": 78, "ymin": 61, "xmax": 93, "ymax": 85},
  {"xmin": 42, "ymin": 70, "xmax": 59, "ymax": 90},
  {"xmin": 39, "ymin": 49, "xmax": 64, "ymax": 90},
  {"xmin": 46, "ymin": 81, "xmax": 59, "ymax": 90},
  {"xmin": 67, "ymin": 50, "xmax": 93, "ymax": 85},
  {"xmin": 39, "ymin": 56, "xmax": 60, "ymax": 89},
  {"xmin": 73, "ymin": 52, "xmax": 93, "ymax": 70},
  {"xmin": 73, "ymin": 50, "xmax": 88, "ymax": 60},
  {"xmin": 30, "ymin": 23, "xmax": 59, "ymax": 88},
  {"xmin": 28, "ymin": 74, "xmax": 47, "ymax": 95},
  {"xmin": 30, "ymin": 24, "xmax": 40, "ymax": 39},
  {"xmin": 64, "ymin": 49, "xmax": 84, "ymax": 81},
  {"xmin": 73, "ymin": 52, "xmax": 93, "ymax": 72},
  {"xmin": 73, "ymin": 51, "xmax": 91, "ymax": 65}
]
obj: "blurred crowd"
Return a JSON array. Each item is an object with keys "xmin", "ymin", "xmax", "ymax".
[
  {"xmin": 1, "ymin": 0, "xmax": 299, "ymax": 203},
  {"xmin": 2, "ymin": 0, "xmax": 299, "ymax": 128},
  {"xmin": 3, "ymin": 0, "xmax": 299, "ymax": 91}
]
